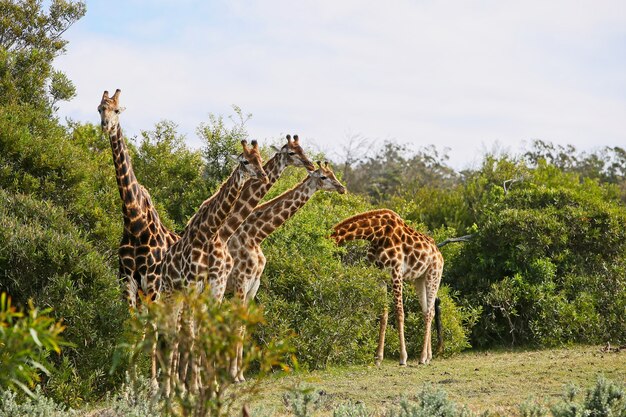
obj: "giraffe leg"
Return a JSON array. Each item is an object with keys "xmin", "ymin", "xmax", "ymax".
[
  {"xmin": 415, "ymin": 277, "xmax": 432, "ymax": 365},
  {"xmin": 417, "ymin": 266, "xmax": 442, "ymax": 364},
  {"xmin": 391, "ymin": 268, "xmax": 407, "ymax": 366},
  {"xmin": 375, "ymin": 280, "xmax": 388, "ymax": 366}
]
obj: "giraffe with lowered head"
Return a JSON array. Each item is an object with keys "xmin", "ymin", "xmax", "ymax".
[
  {"xmin": 226, "ymin": 161, "xmax": 346, "ymax": 381},
  {"xmin": 330, "ymin": 209, "xmax": 444, "ymax": 366},
  {"xmin": 98, "ymin": 89, "xmax": 179, "ymax": 307}
]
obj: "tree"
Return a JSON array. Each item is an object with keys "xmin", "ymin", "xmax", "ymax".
[
  {"xmin": 0, "ymin": 0, "xmax": 86, "ymax": 112},
  {"xmin": 134, "ymin": 120, "xmax": 209, "ymax": 230}
]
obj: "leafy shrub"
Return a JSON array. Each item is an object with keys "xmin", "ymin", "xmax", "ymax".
[
  {"xmin": 0, "ymin": 190, "xmax": 129, "ymax": 404},
  {"xmin": 127, "ymin": 291, "xmax": 290, "ymax": 417},
  {"xmin": 446, "ymin": 159, "xmax": 626, "ymax": 347},
  {"xmin": 0, "ymin": 387, "xmax": 75, "ymax": 417},
  {"xmin": 333, "ymin": 401, "xmax": 373, "ymax": 417},
  {"xmin": 0, "ymin": 293, "xmax": 68, "ymax": 396},
  {"xmin": 388, "ymin": 386, "xmax": 476, "ymax": 417},
  {"xmin": 551, "ymin": 377, "xmax": 626, "ymax": 417}
]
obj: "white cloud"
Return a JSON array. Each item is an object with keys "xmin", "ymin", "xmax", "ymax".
[{"xmin": 56, "ymin": 0, "xmax": 626, "ymax": 168}]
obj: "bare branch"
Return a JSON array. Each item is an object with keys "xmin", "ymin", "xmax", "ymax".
[{"xmin": 437, "ymin": 234, "xmax": 475, "ymax": 248}]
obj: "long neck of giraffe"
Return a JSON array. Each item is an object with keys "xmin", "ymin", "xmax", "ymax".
[
  {"xmin": 108, "ymin": 124, "xmax": 143, "ymax": 209},
  {"xmin": 332, "ymin": 210, "xmax": 403, "ymax": 244},
  {"xmin": 185, "ymin": 166, "xmax": 247, "ymax": 238},
  {"xmin": 242, "ymin": 175, "xmax": 318, "ymax": 244},
  {"xmin": 218, "ymin": 153, "xmax": 287, "ymax": 241}
]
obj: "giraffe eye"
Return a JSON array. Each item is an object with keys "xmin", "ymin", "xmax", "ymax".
[
  {"xmin": 320, "ymin": 175, "xmax": 328, "ymax": 180},
  {"xmin": 243, "ymin": 160, "xmax": 250, "ymax": 165},
  {"xmin": 115, "ymin": 109, "xmax": 121, "ymax": 114},
  {"xmin": 288, "ymin": 151, "xmax": 296, "ymax": 156}
]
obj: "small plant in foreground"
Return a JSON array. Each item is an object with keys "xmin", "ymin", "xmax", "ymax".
[
  {"xmin": 283, "ymin": 385, "xmax": 323, "ymax": 417},
  {"xmin": 0, "ymin": 387, "xmax": 74, "ymax": 417},
  {"xmin": 551, "ymin": 376, "xmax": 626, "ymax": 417},
  {"xmin": 333, "ymin": 401, "xmax": 372, "ymax": 417},
  {"xmin": 126, "ymin": 291, "xmax": 291, "ymax": 417},
  {"xmin": 388, "ymin": 386, "xmax": 476, "ymax": 417},
  {"xmin": 0, "ymin": 293, "xmax": 69, "ymax": 397}
]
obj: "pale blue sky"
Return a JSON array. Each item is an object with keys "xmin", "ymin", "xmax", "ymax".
[{"xmin": 56, "ymin": 0, "xmax": 626, "ymax": 168}]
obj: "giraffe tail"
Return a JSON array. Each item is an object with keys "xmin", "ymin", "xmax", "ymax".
[
  {"xmin": 435, "ymin": 297, "xmax": 444, "ymax": 355},
  {"xmin": 331, "ymin": 209, "xmax": 403, "ymax": 244}
]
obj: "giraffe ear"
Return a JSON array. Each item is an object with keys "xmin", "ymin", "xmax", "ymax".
[
  {"xmin": 308, "ymin": 169, "xmax": 321, "ymax": 178},
  {"xmin": 228, "ymin": 154, "xmax": 240, "ymax": 164},
  {"xmin": 270, "ymin": 145, "xmax": 281, "ymax": 153},
  {"xmin": 118, "ymin": 106, "xmax": 127, "ymax": 114}
]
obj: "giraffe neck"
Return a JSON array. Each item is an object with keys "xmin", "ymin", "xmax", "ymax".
[
  {"xmin": 218, "ymin": 153, "xmax": 288, "ymax": 241},
  {"xmin": 184, "ymin": 166, "xmax": 246, "ymax": 238},
  {"xmin": 243, "ymin": 175, "xmax": 318, "ymax": 244},
  {"xmin": 108, "ymin": 124, "xmax": 143, "ymax": 209},
  {"xmin": 332, "ymin": 209, "xmax": 403, "ymax": 244}
]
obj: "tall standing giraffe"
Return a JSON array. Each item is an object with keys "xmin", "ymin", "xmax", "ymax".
[
  {"xmin": 226, "ymin": 161, "xmax": 346, "ymax": 381},
  {"xmin": 164, "ymin": 134, "xmax": 314, "ymax": 388},
  {"xmin": 210, "ymin": 134, "xmax": 315, "ymax": 305},
  {"xmin": 152, "ymin": 140, "xmax": 268, "ymax": 394},
  {"xmin": 330, "ymin": 209, "xmax": 444, "ymax": 366},
  {"xmin": 98, "ymin": 89, "xmax": 179, "ymax": 307}
]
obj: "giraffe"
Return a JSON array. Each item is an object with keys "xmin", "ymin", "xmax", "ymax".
[
  {"xmin": 210, "ymin": 134, "xmax": 315, "ymax": 305},
  {"xmin": 226, "ymin": 161, "xmax": 347, "ymax": 381},
  {"xmin": 98, "ymin": 89, "xmax": 179, "ymax": 308},
  {"xmin": 162, "ymin": 134, "xmax": 314, "ymax": 388},
  {"xmin": 152, "ymin": 139, "xmax": 268, "ymax": 394},
  {"xmin": 154, "ymin": 139, "xmax": 268, "ymax": 295},
  {"xmin": 330, "ymin": 209, "xmax": 444, "ymax": 366}
]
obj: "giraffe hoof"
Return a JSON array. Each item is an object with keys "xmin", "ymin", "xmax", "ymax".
[
  {"xmin": 399, "ymin": 361, "xmax": 407, "ymax": 367},
  {"xmin": 375, "ymin": 360, "xmax": 382, "ymax": 367}
]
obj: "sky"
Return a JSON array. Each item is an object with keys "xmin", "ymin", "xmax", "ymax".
[{"xmin": 56, "ymin": 0, "xmax": 626, "ymax": 169}]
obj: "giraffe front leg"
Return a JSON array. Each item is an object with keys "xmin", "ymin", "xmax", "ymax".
[
  {"xmin": 375, "ymin": 280, "xmax": 388, "ymax": 366},
  {"xmin": 391, "ymin": 272, "xmax": 407, "ymax": 366}
]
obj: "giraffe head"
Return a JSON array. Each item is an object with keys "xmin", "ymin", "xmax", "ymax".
[
  {"xmin": 236, "ymin": 140, "xmax": 269, "ymax": 183},
  {"xmin": 308, "ymin": 161, "xmax": 347, "ymax": 194},
  {"xmin": 272, "ymin": 134, "xmax": 316, "ymax": 171},
  {"xmin": 98, "ymin": 89, "xmax": 125, "ymax": 134}
]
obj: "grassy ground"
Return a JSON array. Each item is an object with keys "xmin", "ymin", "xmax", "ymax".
[{"xmin": 243, "ymin": 345, "xmax": 625, "ymax": 416}]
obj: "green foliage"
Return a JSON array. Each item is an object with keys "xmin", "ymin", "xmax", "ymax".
[
  {"xmin": 388, "ymin": 387, "xmax": 476, "ymax": 417},
  {"xmin": 0, "ymin": 108, "xmax": 123, "ymax": 252},
  {"xmin": 444, "ymin": 158, "xmax": 626, "ymax": 347},
  {"xmin": 0, "ymin": 189, "xmax": 129, "ymax": 404},
  {"xmin": 133, "ymin": 120, "xmax": 208, "ymax": 230},
  {"xmin": 198, "ymin": 105, "xmax": 251, "ymax": 192},
  {"xmin": 0, "ymin": 387, "xmax": 75, "ymax": 417},
  {"xmin": 283, "ymin": 385, "xmax": 323, "ymax": 417},
  {"xmin": 333, "ymin": 401, "xmax": 373, "ymax": 417},
  {"xmin": 127, "ymin": 291, "xmax": 290, "ymax": 417},
  {"xmin": 0, "ymin": 293, "xmax": 69, "ymax": 397},
  {"xmin": 0, "ymin": 0, "xmax": 85, "ymax": 113},
  {"xmin": 551, "ymin": 377, "xmax": 626, "ymax": 417}
]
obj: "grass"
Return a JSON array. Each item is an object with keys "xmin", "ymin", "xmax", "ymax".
[{"xmin": 242, "ymin": 345, "xmax": 625, "ymax": 416}]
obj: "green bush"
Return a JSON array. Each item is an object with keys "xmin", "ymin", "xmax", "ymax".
[
  {"xmin": 0, "ymin": 189, "xmax": 129, "ymax": 404},
  {"xmin": 445, "ymin": 159, "xmax": 626, "ymax": 347}
]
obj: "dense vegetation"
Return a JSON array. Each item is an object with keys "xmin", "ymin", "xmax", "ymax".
[{"xmin": 1, "ymin": 0, "xmax": 625, "ymax": 412}]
